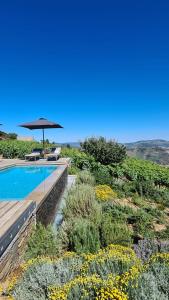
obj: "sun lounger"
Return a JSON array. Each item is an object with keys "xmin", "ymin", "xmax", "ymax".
[
  {"xmin": 25, "ymin": 152, "xmax": 40, "ymax": 161},
  {"xmin": 25, "ymin": 148, "xmax": 43, "ymax": 161},
  {"xmin": 46, "ymin": 147, "xmax": 61, "ymax": 161}
]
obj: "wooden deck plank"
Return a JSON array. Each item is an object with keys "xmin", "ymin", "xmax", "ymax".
[
  {"xmin": 0, "ymin": 202, "xmax": 19, "ymax": 219},
  {"xmin": 0, "ymin": 201, "xmax": 33, "ymax": 237},
  {"xmin": 0, "ymin": 202, "xmax": 9, "ymax": 210},
  {"xmin": 0, "ymin": 201, "xmax": 32, "ymax": 234}
]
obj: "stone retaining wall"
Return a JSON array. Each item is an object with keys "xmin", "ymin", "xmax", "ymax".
[
  {"xmin": 36, "ymin": 167, "xmax": 68, "ymax": 225},
  {"xmin": 0, "ymin": 213, "xmax": 36, "ymax": 281}
]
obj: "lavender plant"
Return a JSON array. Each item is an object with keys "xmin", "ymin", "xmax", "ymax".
[{"xmin": 134, "ymin": 239, "xmax": 169, "ymax": 262}]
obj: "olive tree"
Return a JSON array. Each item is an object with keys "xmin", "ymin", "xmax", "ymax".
[{"xmin": 81, "ymin": 137, "xmax": 126, "ymax": 165}]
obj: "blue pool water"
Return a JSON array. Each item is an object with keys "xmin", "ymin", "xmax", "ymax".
[{"xmin": 0, "ymin": 166, "xmax": 57, "ymax": 201}]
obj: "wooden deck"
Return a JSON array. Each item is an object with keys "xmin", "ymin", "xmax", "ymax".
[
  {"xmin": 0, "ymin": 159, "xmax": 20, "ymax": 170},
  {"xmin": 0, "ymin": 201, "xmax": 33, "ymax": 237},
  {"xmin": 0, "ymin": 200, "xmax": 36, "ymax": 257}
]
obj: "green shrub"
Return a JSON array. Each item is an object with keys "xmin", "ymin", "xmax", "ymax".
[
  {"xmin": 58, "ymin": 184, "xmax": 102, "ymax": 253},
  {"xmin": 68, "ymin": 166, "xmax": 79, "ymax": 175},
  {"xmin": 13, "ymin": 263, "xmax": 58, "ymax": 300},
  {"xmin": 146, "ymin": 187, "xmax": 169, "ymax": 205},
  {"xmin": 63, "ymin": 184, "xmax": 101, "ymax": 224},
  {"xmin": 72, "ymin": 153, "xmax": 95, "ymax": 170},
  {"xmin": 114, "ymin": 157, "xmax": 169, "ymax": 187},
  {"xmin": 76, "ymin": 170, "xmax": 95, "ymax": 185},
  {"xmin": 128, "ymin": 210, "xmax": 154, "ymax": 238},
  {"xmin": 93, "ymin": 164, "xmax": 113, "ymax": 185},
  {"xmin": 100, "ymin": 214, "xmax": 132, "ymax": 247},
  {"xmin": 69, "ymin": 218, "xmax": 101, "ymax": 254},
  {"xmin": 25, "ymin": 223, "xmax": 59, "ymax": 259},
  {"xmin": 157, "ymin": 227, "xmax": 169, "ymax": 239},
  {"xmin": 61, "ymin": 147, "xmax": 95, "ymax": 170},
  {"xmin": 132, "ymin": 195, "xmax": 145, "ymax": 207},
  {"xmin": 143, "ymin": 206, "xmax": 164, "ymax": 221},
  {"xmin": 81, "ymin": 136, "xmax": 126, "ymax": 165},
  {"xmin": 134, "ymin": 180, "xmax": 169, "ymax": 204},
  {"xmin": 120, "ymin": 181, "xmax": 137, "ymax": 197},
  {"xmin": 110, "ymin": 157, "xmax": 169, "ymax": 203},
  {"xmin": 102, "ymin": 202, "xmax": 134, "ymax": 222},
  {"xmin": 56, "ymin": 220, "xmax": 74, "ymax": 252},
  {"xmin": 12, "ymin": 255, "xmax": 84, "ymax": 300},
  {"xmin": 0, "ymin": 140, "xmax": 43, "ymax": 159},
  {"xmin": 60, "ymin": 147, "xmax": 80, "ymax": 158}
]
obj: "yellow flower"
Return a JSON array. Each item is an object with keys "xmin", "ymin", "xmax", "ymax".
[
  {"xmin": 0, "ymin": 285, "xmax": 3, "ymax": 294},
  {"xmin": 149, "ymin": 253, "xmax": 169, "ymax": 265},
  {"xmin": 95, "ymin": 185, "xmax": 117, "ymax": 201},
  {"xmin": 96, "ymin": 286, "xmax": 128, "ymax": 300},
  {"xmin": 48, "ymin": 275, "xmax": 129, "ymax": 300}
]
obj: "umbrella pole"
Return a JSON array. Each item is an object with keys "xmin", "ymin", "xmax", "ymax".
[{"xmin": 42, "ymin": 128, "xmax": 45, "ymax": 156}]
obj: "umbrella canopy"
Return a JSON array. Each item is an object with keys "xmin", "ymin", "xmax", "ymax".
[
  {"xmin": 19, "ymin": 118, "xmax": 63, "ymax": 130},
  {"xmin": 19, "ymin": 118, "xmax": 63, "ymax": 151}
]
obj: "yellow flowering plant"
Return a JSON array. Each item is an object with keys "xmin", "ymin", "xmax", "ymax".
[
  {"xmin": 81, "ymin": 244, "xmax": 139, "ymax": 274},
  {"xmin": 96, "ymin": 286, "xmax": 128, "ymax": 300},
  {"xmin": 6, "ymin": 243, "xmax": 169, "ymax": 300},
  {"xmin": 47, "ymin": 245, "xmax": 141, "ymax": 300},
  {"xmin": 149, "ymin": 252, "xmax": 169, "ymax": 264},
  {"xmin": 0, "ymin": 284, "xmax": 3, "ymax": 295},
  {"xmin": 48, "ymin": 274, "xmax": 129, "ymax": 300},
  {"xmin": 95, "ymin": 185, "xmax": 117, "ymax": 201}
]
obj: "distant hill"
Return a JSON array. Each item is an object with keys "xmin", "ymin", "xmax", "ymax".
[
  {"xmin": 125, "ymin": 140, "xmax": 169, "ymax": 165},
  {"xmin": 60, "ymin": 139, "xmax": 169, "ymax": 149},
  {"xmin": 0, "ymin": 130, "xmax": 8, "ymax": 140},
  {"xmin": 0, "ymin": 131, "xmax": 17, "ymax": 140},
  {"xmin": 58, "ymin": 142, "xmax": 81, "ymax": 148},
  {"xmin": 125, "ymin": 139, "xmax": 169, "ymax": 149}
]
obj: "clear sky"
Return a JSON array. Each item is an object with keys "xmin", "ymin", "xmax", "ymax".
[{"xmin": 0, "ymin": 0, "xmax": 169, "ymax": 143}]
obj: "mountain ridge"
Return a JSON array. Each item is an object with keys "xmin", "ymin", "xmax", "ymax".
[{"xmin": 125, "ymin": 139, "xmax": 169, "ymax": 149}]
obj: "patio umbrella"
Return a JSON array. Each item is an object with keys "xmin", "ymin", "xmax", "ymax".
[{"xmin": 19, "ymin": 118, "xmax": 63, "ymax": 152}]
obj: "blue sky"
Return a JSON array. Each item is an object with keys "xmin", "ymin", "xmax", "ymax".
[{"xmin": 0, "ymin": 0, "xmax": 169, "ymax": 143}]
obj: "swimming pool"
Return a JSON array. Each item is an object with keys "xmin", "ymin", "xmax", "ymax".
[{"xmin": 0, "ymin": 165, "xmax": 57, "ymax": 201}]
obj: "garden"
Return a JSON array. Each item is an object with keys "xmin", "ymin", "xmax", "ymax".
[{"xmin": 1, "ymin": 137, "xmax": 169, "ymax": 299}]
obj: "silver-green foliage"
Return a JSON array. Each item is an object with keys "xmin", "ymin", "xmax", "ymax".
[
  {"xmin": 12, "ymin": 256, "xmax": 84, "ymax": 300},
  {"xmin": 100, "ymin": 214, "xmax": 132, "ymax": 247},
  {"xmin": 63, "ymin": 184, "xmax": 101, "ymax": 223},
  {"xmin": 76, "ymin": 170, "xmax": 95, "ymax": 185},
  {"xmin": 69, "ymin": 218, "xmax": 101, "ymax": 254},
  {"xmin": 56, "ymin": 183, "xmax": 102, "ymax": 253},
  {"xmin": 128, "ymin": 262, "xmax": 169, "ymax": 300},
  {"xmin": 13, "ymin": 263, "xmax": 57, "ymax": 300},
  {"xmin": 25, "ymin": 223, "xmax": 59, "ymax": 260},
  {"xmin": 85, "ymin": 257, "xmax": 133, "ymax": 279}
]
